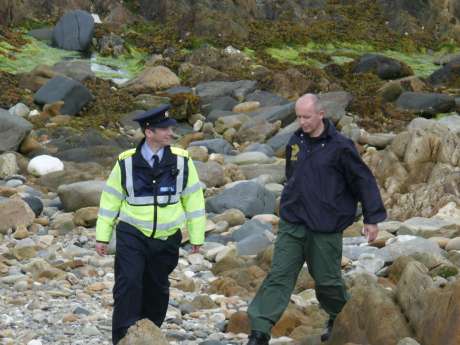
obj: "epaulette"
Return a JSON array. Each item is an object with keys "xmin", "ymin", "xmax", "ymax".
[
  {"xmin": 118, "ymin": 148, "xmax": 136, "ymax": 160},
  {"xmin": 171, "ymin": 146, "xmax": 189, "ymax": 157}
]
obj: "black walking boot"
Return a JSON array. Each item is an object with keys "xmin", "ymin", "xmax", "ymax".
[
  {"xmin": 320, "ymin": 318, "xmax": 334, "ymax": 342},
  {"xmin": 247, "ymin": 330, "xmax": 270, "ymax": 345}
]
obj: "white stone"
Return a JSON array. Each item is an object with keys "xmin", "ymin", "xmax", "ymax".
[
  {"xmin": 91, "ymin": 13, "xmax": 102, "ymax": 24},
  {"xmin": 27, "ymin": 155, "xmax": 64, "ymax": 176},
  {"xmin": 29, "ymin": 110, "xmax": 41, "ymax": 117},
  {"xmin": 27, "ymin": 340, "xmax": 43, "ymax": 345}
]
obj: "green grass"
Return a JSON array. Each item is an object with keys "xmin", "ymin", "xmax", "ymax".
[
  {"xmin": 0, "ymin": 37, "xmax": 80, "ymax": 73},
  {"xmin": 264, "ymin": 42, "xmax": 458, "ymax": 76},
  {"xmin": 93, "ymin": 47, "xmax": 148, "ymax": 80}
]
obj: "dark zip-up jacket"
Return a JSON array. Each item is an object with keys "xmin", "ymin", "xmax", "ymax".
[{"xmin": 280, "ymin": 120, "xmax": 387, "ymax": 233}]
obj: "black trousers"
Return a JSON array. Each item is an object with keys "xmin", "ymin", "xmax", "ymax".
[{"xmin": 112, "ymin": 221, "xmax": 181, "ymax": 345}]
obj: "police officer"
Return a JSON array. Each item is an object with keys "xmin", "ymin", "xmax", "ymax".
[
  {"xmin": 95, "ymin": 104, "xmax": 206, "ymax": 344},
  {"xmin": 246, "ymin": 94, "xmax": 387, "ymax": 344}
]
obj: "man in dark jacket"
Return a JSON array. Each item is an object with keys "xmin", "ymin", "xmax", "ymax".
[{"xmin": 246, "ymin": 94, "xmax": 387, "ymax": 345}]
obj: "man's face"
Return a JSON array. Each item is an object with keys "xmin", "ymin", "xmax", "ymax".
[
  {"xmin": 295, "ymin": 102, "xmax": 324, "ymax": 135},
  {"xmin": 145, "ymin": 126, "xmax": 174, "ymax": 147}
]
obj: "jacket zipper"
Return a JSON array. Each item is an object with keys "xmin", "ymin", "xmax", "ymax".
[{"xmin": 151, "ymin": 179, "xmax": 158, "ymax": 238}]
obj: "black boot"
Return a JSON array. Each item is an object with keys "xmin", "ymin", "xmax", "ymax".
[
  {"xmin": 320, "ymin": 318, "xmax": 334, "ymax": 342},
  {"xmin": 247, "ymin": 330, "xmax": 270, "ymax": 345}
]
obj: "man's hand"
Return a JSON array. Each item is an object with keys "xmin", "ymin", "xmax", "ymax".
[
  {"xmin": 96, "ymin": 242, "xmax": 108, "ymax": 256},
  {"xmin": 191, "ymin": 245, "xmax": 201, "ymax": 254},
  {"xmin": 362, "ymin": 224, "xmax": 379, "ymax": 242}
]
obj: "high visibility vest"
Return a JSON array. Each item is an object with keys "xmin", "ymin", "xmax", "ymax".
[{"xmin": 95, "ymin": 145, "xmax": 206, "ymax": 245}]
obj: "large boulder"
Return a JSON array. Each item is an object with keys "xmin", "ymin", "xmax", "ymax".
[
  {"xmin": 123, "ymin": 66, "xmax": 180, "ymax": 94},
  {"xmin": 194, "ymin": 161, "xmax": 225, "ymax": 188},
  {"xmin": 328, "ymin": 277, "xmax": 412, "ymax": 345},
  {"xmin": 57, "ymin": 180, "xmax": 105, "ymax": 212},
  {"xmin": 395, "ymin": 92, "xmax": 456, "ymax": 117},
  {"xmin": 52, "ymin": 10, "xmax": 94, "ymax": 51},
  {"xmin": 428, "ymin": 61, "xmax": 460, "ymax": 88},
  {"xmin": 206, "ymin": 181, "xmax": 276, "ymax": 217},
  {"xmin": 319, "ymin": 91, "xmax": 353, "ymax": 123},
  {"xmin": 196, "ymin": 80, "xmax": 257, "ymax": 104},
  {"xmin": 245, "ymin": 90, "xmax": 289, "ymax": 107},
  {"xmin": 250, "ymin": 103, "xmax": 296, "ymax": 126},
  {"xmin": 52, "ymin": 60, "xmax": 95, "ymax": 82},
  {"xmin": 34, "ymin": 76, "xmax": 94, "ymax": 116},
  {"xmin": 352, "ymin": 53, "xmax": 413, "ymax": 79},
  {"xmin": 0, "ymin": 109, "xmax": 33, "ymax": 152},
  {"xmin": 188, "ymin": 138, "xmax": 233, "ymax": 155}
]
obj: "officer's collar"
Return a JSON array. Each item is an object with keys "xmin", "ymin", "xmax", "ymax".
[{"xmin": 133, "ymin": 139, "xmax": 176, "ymax": 168}]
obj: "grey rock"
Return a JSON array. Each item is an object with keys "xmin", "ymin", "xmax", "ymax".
[
  {"xmin": 22, "ymin": 196, "xmax": 43, "ymax": 217},
  {"xmin": 395, "ymin": 92, "xmax": 456, "ymax": 117},
  {"xmin": 206, "ymin": 181, "xmax": 276, "ymax": 217},
  {"xmin": 239, "ymin": 163, "xmax": 285, "ymax": 184},
  {"xmin": 189, "ymin": 138, "xmax": 233, "ymax": 155},
  {"xmin": 163, "ymin": 86, "xmax": 193, "ymax": 95},
  {"xmin": 250, "ymin": 103, "xmax": 295, "ymax": 126},
  {"xmin": 243, "ymin": 143, "xmax": 275, "ymax": 157},
  {"xmin": 236, "ymin": 231, "xmax": 273, "ymax": 256},
  {"xmin": 398, "ymin": 217, "xmax": 459, "ymax": 238},
  {"xmin": 352, "ymin": 53, "xmax": 413, "ymax": 80},
  {"xmin": 52, "ymin": 60, "xmax": 95, "ymax": 82},
  {"xmin": 57, "ymin": 180, "xmax": 105, "ymax": 212},
  {"xmin": 379, "ymin": 236, "xmax": 443, "ymax": 263},
  {"xmin": 34, "ymin": 76, "xmax": 94, "ymax": 116},
  {"xmin": 27, "ymin": 27, "xmax": 53, "ymax": 41},
  {"xmin": 397, "ymin": 338, "xmax": 421, "ymax": 345},
  {"xmin": 438, "ymin": 114, "xmax": 460, "ymax": 134},
  {"xmin": 207, "ymin": 109, "xmax": 238, "ymax": 123},
  {"xmin": 204, "ymin": 96, "xmax": 238, "ymax": 115},
  {"xmin": 428, "ymin": 61, "xmax": 460, "ymax": 87},
  {"xmin": 245, "ymin": 90, "xmax": 289, "ymax": 107},
  {"xmin": 319, "ymin": 91, "xmax": 353, "ymax": 123},
  {"xmin": 195, "ymin": 161, "xmax": 225, "ymax": 188},
  {"xmin": 225, "ymin": 152, "xmax": 276, "ymax": 165},
  {"xmin": 8, "ymin": 103, "xmax": 30, "ymax": 117},
  {"xmin": 52, "ymin": 10, "xmax": 94, "ymax": 51},
  {"xmin": 342, "ymin": 245, "xmax": 380, "ymax": 261},
  {"xmin": 196, "ymin": 80, "xmax": 256, "ymax": 104},
  {"xmin": 0, "ymin": 153, "xmax": 19, "ymax": 178},
  {"xmin": 232, "ymin": 219, "xmax": 272, "ymax": 242},
  {"xmin": 0, "ymin": 109, "xmax": 33, "ymax": 152}
]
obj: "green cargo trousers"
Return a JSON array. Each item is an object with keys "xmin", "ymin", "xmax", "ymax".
[{"xmin": 248, "ymin": 219, "xmax": 349, "ymax": 335}]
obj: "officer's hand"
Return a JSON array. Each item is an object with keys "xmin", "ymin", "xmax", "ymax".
[
  {"xmin": 362, "ymin": 224, "xmax": 379, "ymax": 242},
  {"xmin": 96, "ymin": 242, "xmax": 108, "ymax": 256},
  {"xmin": 191, "ymin": 245, "xmax": 201, "ymax": 254}
]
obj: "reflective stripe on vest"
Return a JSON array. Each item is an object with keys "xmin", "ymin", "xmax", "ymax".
[
  {"xmin": 123, "ymin": 155, "xmax": 185, "ymax": 205},
  {"xmin": 119, "ymin": 211, "xmax": 186, "ymax": 230}
]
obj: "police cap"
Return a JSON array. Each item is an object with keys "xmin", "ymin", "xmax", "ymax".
[{"xmin": 133, "ymin": 104, "xmax": 177, "ymax": 128}]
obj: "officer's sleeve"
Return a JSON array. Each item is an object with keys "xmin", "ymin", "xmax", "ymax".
[
  {"xmin": 95, "ymin": 161, "xmax": 125, "ymax": 243},
  {"xmin": 340, "ymin": 141, "xmax": 387, "ymax": 224},
  {"xmin": 181, "ymin": 158, "xmax": 206, "ymax": 245}
]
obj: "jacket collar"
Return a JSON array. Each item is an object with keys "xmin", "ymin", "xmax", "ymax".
[
  {"xmin": 132, "ymin": 138, "xmax": 176, "ymax": 168},
  {"xmin": 295, "ymin": 118, "xmax": 337, "ymax": 140}
]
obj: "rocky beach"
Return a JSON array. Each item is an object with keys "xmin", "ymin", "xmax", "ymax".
[{"xmin": 1, "ymin": 1, "xmax": 460, "ymax": 344}]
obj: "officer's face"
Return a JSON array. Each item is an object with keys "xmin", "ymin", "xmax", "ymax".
[
  {"xmin": 146, "ymin": 126, "xmax": 174, "ymax": 147},
  {"xmin": 296, "ymin": 102, "xmax": 324, "ymax": 136}
]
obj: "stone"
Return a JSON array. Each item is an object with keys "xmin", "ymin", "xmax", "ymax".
[
  {"xmin": 233, "ymin": 101, "xmax": 260, "ymax": 113},
  {"xmin": 195, "ymin": 161, "xmax": 225, "ymax": 188},
  {"xmin": 243, "ymin": 143, "xmax": 275, "ymax": 157},
  {"xmin": 13, "ymin": 238, "xmax": 37, "ymax": 260},
  {"xmin": 239, "ymin": 163, "xmax": 285, "ymax": 184},
  {"xmin": 396, "ymin": 92, "xmax": 456, "ymax": 117},
  {"xmin": 235, "ymin": 118, "xmax": 281, "ymax": 143},
  {"xmin": 227, "ymin": 311, "xmax": 250, "ymax": 334},
  {"xmin": 0, "ymin": 109, "xmax": 33, "ymax": 152},
  {"xmin": 0, "ymin": 198, "xmax": 35, "ymax": 234},
  {"xmin": 57, "ymin": 180, "xmax": 105, "ymax": 212},
  {"xmin": 236, "ymin": 231, "xmax": 274, "ymax": 256},
  {"xmin": 397, "ymin": 338, "xmax": 421, "ymax": 345},
  {"xmin": 250, "ymin": 103, "xmax": 296, "ymax": 126},
  {"xmin": 34, "ymin": 76, "xmax": 94, "ymax": 116},
  {"xmin": 206, "ymin": 181, "xmax": 276, "ymax": 217},
  {"xmin": 73, "ymin": 207, "xmax": 98, "ymax": 227},
  {"xmin": 0, "ymin": 153, "xmax": 19, "ymax": 178},
  {"xmin": 211, "ymin": 209, "xmax": 246, "ymax": 227},
  {"xmin": 398, "ymin": 217, "xmax": 459, "ymax": 238},
  {"xmin": 328, "ymin": 280, "xmax": 412, "ymax": 345},
  {"xmin": 318, "ymin": 91, "xmax": 353, "ymax": 123},
  {"xmin": 379, "ymin": 236, "xmax": 444, "ymax": 263},
  {"xmin": 27, "ymin": 155, "xmax": 64, "ymax": 176},
  {"xmin": 225, "ymin": 152, "xmax": 276, "ymax": 166},
  {"xmin": 123, "ymin": 66, "xmax": 180, "ymax": 94},
  {"xmin": 196, "ymin": 80, "xmax": 257, "ymax": 105},
  {"xmin": 52, "ymin": 60, "xmax": 95, "ymax": 82},
  {"xmin": 446, "ymin": 237, "xmax": 460, "ymax": 251},
  {"xmin": 187, "ymin": 146, "xmax": 209, "ymax": 162},
  {"xmin": 189, "ymin": 139, "xmax": 233, "ymax": 155},
  {"xmin": 8, "ymin": 103, "xmax": 30, "ymax": 118},
  {"xmin": 52, "ymin": 10, "xmax": 94, "ymax": 51},
  {"xmin": 119, "ymin": 319, "xmax": 169, "ymax": 345},
  {"xmin": 190, "ymin": 295, "xmax": 217, "ymax": 310},
  {"xmin": 232, "ymin": 219, "xmax": 273, "ymax": 242},
  {"xmin": 245, "ymin": 90, "xmax": 289, "ymax": 107},
  {"xmin": 352, "ymin": 54, "xmax": 413, "ymax": 79}
]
